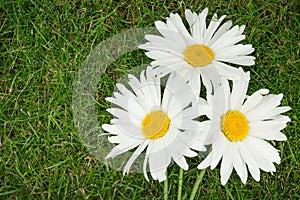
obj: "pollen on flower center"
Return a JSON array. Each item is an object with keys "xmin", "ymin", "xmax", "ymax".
[
  {"xmin": 141, "ymin": 110, "xmax": 170, "ymax": 140},
  {"xmin": 221, "ymin": 110, "xmax": 249, "ymax": 142},
  {"xmin": 183, "ymin": 44, "xmax": 214, "ymax": 67}
]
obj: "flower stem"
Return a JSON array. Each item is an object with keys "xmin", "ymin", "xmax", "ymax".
[
  {"xmin": 164, "ymin": 174, "xmax": 168, "ymax": 200},
  {"xmin": 177, "ymin": 167, "xmax": 183, "ymax": 200},
  {"xmin": 189, "ymin": 168, "xmax": 206, "ymax": 200}
]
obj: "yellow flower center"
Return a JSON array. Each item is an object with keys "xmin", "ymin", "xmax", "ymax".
[
  {"xmin": 141, "ymin": 110, "xmax": 170, "ymax": 140},
  {"xmin": 183, "ymin": 44, "xmax": 214, "ymax": 67},
  {"xmin": 221, "ymin": 110, "xmax": 249, "ymax": 142}
]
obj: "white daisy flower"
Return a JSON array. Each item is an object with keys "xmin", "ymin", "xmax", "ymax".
[
  {"xmin": 102, "ymin": 66, "xmax": 210, "ymax": 182},
  {"xmin": 198, "ymin": 70, "xmax": 291, "ymax": 185},
  {"xmin": 139, "ymin": 8, "xmax": 255, "ymax": 95}
]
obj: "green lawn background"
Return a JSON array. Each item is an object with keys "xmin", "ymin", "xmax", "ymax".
[{"xmin": 1, "ymin": 0, "xmax": 299, "ymax": 199}]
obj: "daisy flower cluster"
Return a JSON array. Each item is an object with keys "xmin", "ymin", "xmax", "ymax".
[{"xmin": 102, "ymin": 8, "xmax": 291, "ymax": 186}]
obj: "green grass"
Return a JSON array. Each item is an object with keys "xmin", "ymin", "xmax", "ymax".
[{"xmin": 1, "ymin": 0, "xmax": 299, "ymax": 199}]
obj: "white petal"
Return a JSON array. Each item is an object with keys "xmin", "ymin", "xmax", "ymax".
[
  {"xmin": 238, "ymin": 142, "xmax": 260, "ymax": 181},
  {"xmin": 181, "ymin": 106, "xmax": 201, "ymax": 119},
  {"xmin": 183, "ymin": 148, "xmax": 198, "ymax": 157},
  {"xmin": 244, "ymin": 136, "xmax": 281, "ymax": 165},
  {"xmin": 209, "ymin": 20, "xmax": 233, "ymax": 46},
  {"xmin": 190, "ymin": 121, "xmax": 211, "ymax": 151},
  {"xmin": 128, "ymin": 74, "xmax": 141, "ymax": 92},
  {"xmin": 145, "ymin": 51, "xmax": 181, "ymax": 61},
  {"xmin": 160, "ymin": 126, "xmax": 179, "ymax": 149},
  {"xmin": 173, "ymin": 153, "xmax": 189, "ymax": 170},
  {"xmin": 203, "ymin": 14, "xmax": 226, "ymax": 45},
  {"xmin": 211, "ymin": 133, "xmax": 229, "ymax": 169},
  {"xmin": 155, "ymin": 21, "xmax": 187, "ymax": 49},
  {"xmin": 113, "ymin": 92, "xmax": 129, "ymax": 106},
  {"xmin": 215, "ymin": 44, "xmax": 254, "ymax": 59},
  {"xmin": 253, "ymin": 131, "xmax": 287, "ymax": 141},
  {"xmin": 240, "ymin": 89, "xmax": 269, "ymax": 113},
  {"xmin": 270, "ymin": 115, "xmax": 291, "ymax": 122},
  {"xmin": 198, "ymin": 151, "xmax": 213, "ymax": 169},
  {"xmin": 213, "ymin": 33, "xmax": 246, "ymax": 51},
  {"xmin": 135, "ymin": 83, "xmax": 161, "ymax": 110},
  {"xmin": 188, "ymin": 69, "xmax": 201, "ymax": 97},
  {"xmin": 165, "ymin": 129, "xmax": 191, "ymax": 151},
  {"xmin": 141, "ymin": 35, "xmax": 183, "ymax": 55},
  {"xmin": 116, "ymin": 83, "xmax": 132, "ymax": 96},
  {"xmin": 232, "ymin": 143, "xmax": 248, "ymax": 184},
  {"xmin": 246, "ymin": 105, "xmax": 291, "ymax": 122},
  {"xmin": 230, "ymin": 71, "xmax": 250, "ymax": 110},
  {"xmin": 140, "ymin": 41, "xmax": 183, "ymax": 57},
  {"xmin": 178, "ymin": 119, "xmax": 201, "ymax": 130},
  {"xmin": 209, "ymin": 80, "xmax": 228, "ymax": 117},
  {"xmin": 156, "ymin": 169, "xmax": 167, "ymax": 182},
  {"xmin": 245, "ymin": 93, "xmax": 287, "ymax": 121},
  {"xmin": 110, "ymin": 118, "xmax": 137, "ymax": 126},
  {"xmin": 103, "ymin": 124, "xmax": 143, "ymax": 139},
  {"xmin": 123, "ymin": 140, "xmax": 149, "ymax": 174},
  {"xmin": 249, "ymin": 120, "xmax": 288, "ymax": 141},
  {"xmin": 237, "ymin": 25, "xmax": 246, "ymax": 35},
  {"xmin": 151, "ymin": 62, "xmax": 188, "ymax": 77},
  {"xmin": 201, "ymin": 120, "xmax": 214, "ymax": 145},
  {"xmin": 145, "ymin": 50, "xmax": 174, "ymax": 60},
  {"xmin": 254, "ymin": 156, "xmax": 276, "ymax": 173},
  {"xmin": 186, "ymin": 8, "xmax": 208, "ymax": 43},
  {"xmin": 176, "ymin": 87, "xmax": 199, "ymax": 111},
  {"xmin": 220, "ymin": 145, "xmax": 234, "ymax": 185},
  {"xmin": 106, "ymin": 139, "xmax": 143, "ymax": 159},
  {"xmin": 199, "ymin": 64, "xmax": 222, "ymax": 96},
  {"xmin": 261, "ymin": 106, "xmax": 291, "ymax": 120},
  {"xmin": 105, "ymin": 97, "xmax": 127, "ymax": 110},
  {"xmin": 162, "ymin": 73, "xmax": 196, "ymax": 118},
  {"xmin": 132, "ymin": 92, "xmax": 155, "ymax": 114},
  {"xmin": 185, "ymin": 9, "xmax": 198, "ymax": 35},
  {"xmin": 143, "ymin": 141, "xmax": 153, "ymax": 181},
  {"xmin": 168, "ymin": 13, "xmax": 194, "ymax": 42},
  {"xmin": 127, "ymin": 97, "xmax": 148, "ymax": 120},
  {"xmin": 164, "ymin": 93, "xmax": 182, "ymax": 120},
  {"xmin": 219, "ymin": 78, "xmax": 230, "ymax": 112},
  {"xmin": 196, "ymin": 8, "xmax": 208, "ymax": 43},
  {"xmin": 219, "ymin": 56, "xmax": 255, "ymax": 66},
  {"xmin": 147, "ymin": 84, "xmax": 161, "ymax": 107},
  {"xmin": 102, "ymin": 124, "xmax": 120, "ymax": 135},
  {"xmin": 210, "ymin": 25, "xmax": 240, "ymax": 49},
  {"xmin": 213, "ymin": 61, "xmax": 245, "ymax": 80},
  {"xmin": 106, "ymin": 108, "xmax": 128, "ymax": 119},
  {"xmin": 148, "ymin": 141, "xmax": 171, "ymax": 181}
]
